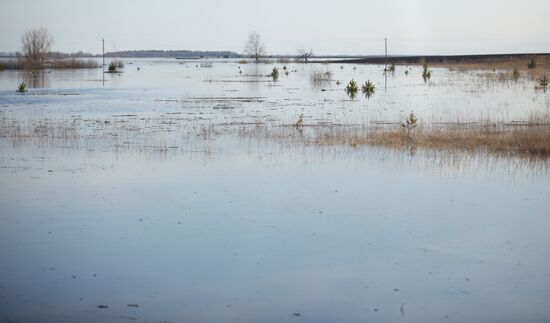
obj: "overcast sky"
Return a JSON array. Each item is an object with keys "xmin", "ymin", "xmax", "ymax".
[{"xmin": 1, "ymin": 0, "xmax": 549, "ymax": 55}]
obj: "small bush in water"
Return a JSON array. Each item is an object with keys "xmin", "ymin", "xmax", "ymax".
[
  {"xmin": 362, "ymin": 80, "xmax": 375, "ymax": 93},
  {"xmin": 271, "ymin": 67, "xmax": 279, "ymax": 81},
  {"xmin": 16, "ymin": 82, "xmax": 27, "ymax": 93},
  {"xmin": 346, "ymin": 79, "xmax": 359, "ymax": 93},
  {"xmin": 512, "ymin": 68, "xmax": 520, "ymax": 80},
  {"xmin": 422, "ymin": 63, "xmax": 432, "ymax": 81},
  {"xmin": 538, "ymin": 75, "xmax": 549, "ymax": 89},
  {"xmin": 294, "ymin": 113, "xmax": 304, "ymax": 128},
  {"xmin": 402, "ymin": 111, "xmax": 418, "ymax": 133}
]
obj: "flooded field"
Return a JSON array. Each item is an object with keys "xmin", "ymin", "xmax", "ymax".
[{"xmin": 1, "ymin": 59, "xmax": 550, "ymax": 322}]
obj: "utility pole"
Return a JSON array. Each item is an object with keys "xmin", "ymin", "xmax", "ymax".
[
  {"xmin": 102, "ymin": 39, "xmax": 105, "ymax": 71},
  {"xmin": 102, "ymin": 39, "xmax": 105, "ymax": 86},
  {"xmin": 384, "ymin": 37, "xmax": 388, "ymax": 71}
]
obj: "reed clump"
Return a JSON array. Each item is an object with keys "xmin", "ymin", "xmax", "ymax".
[
  {"xmin": 422, "ymin": 63, "xmax": 432, "ymax": 81},
  {"xmin": 310, "ymin": 69, "xmax": 332, "ymax": 82},
  {"xmin": 239, "ymin": 120, "xmax": 550, "ymax": 158},
  {"xmin": 107, "ymin": 60, "xmax": 124, "ymax": 72},
  {"xmin": 538, "ymin": 75, "xmax": 549, "ymax": 89},
  {"xmin": 50, "ymin": 58, "xmax": 99, "ymax": 69}
]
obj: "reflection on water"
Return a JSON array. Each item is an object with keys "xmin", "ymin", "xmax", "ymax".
[
  {"xmin": 1, "ymin": 59, "xmax": 550, "ymax": 322},
  {"xmin": 23, "ymin": 70, "xmax": 50, "ymax": 89},
  {"xmin": 1, "ymin": 143, "xmax": 550, "ymax": 322}
]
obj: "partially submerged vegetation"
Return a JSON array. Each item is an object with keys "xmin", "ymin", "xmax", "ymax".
[
  {"xmin": 270, "ymin": 67, "xmax": 279, "ymax": 81},
  {"xmin": 422, "ymin": 63, "xmax": 432, "ymax": 81},
  {"xmin": 238, "ymin": 121, "xmax": 550, "ymax": 158},
  {"xmin": 345, "ymin": 79, "xmax": 359, "ymax": 98},
  {"xmin": 385, "ymin": 63, "xmax": 396, "ymax": 73},
  {"xmin": 3, "ymin": 112, "xmax": 549, "ymax": 159},
  {"xmin": 107, "ymin": 60, "xmax": 124, "ymax": 73},
  {"xmin": 310, "ymin": 69, "xmax": 332, "ymax": 83},
  {"xmin": 538, "ymin": 75, "xmax": 549, "ymax": 89},
  {"xmin": 16, "ymin": 82, "xmax": 27, "ymax": 93},
  {"xmin": 0, "ymin": 27, "xmax": 100, "ymax": 71},
  {"xmin": 0, "ymin": 58, "xmax": 99, "ymax": 70},
  {"xmin": 361, "ymin": 80, "xmax": 375, "ymax": 97},
  {"xmin": 50, "ymin": 58, "xmax": 99, "ymax": 69},
  {"xmin": 401, "ymin": 112, "xmax": 418, "ymax": 133},
  {"xmin": 432, "ymin": 55, "xmax": 550, "ymax": 81}
]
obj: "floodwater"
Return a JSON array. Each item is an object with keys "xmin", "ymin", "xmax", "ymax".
[{"xmin": 1, "ymin": 59, "xmax": 550, "ymax": 322}]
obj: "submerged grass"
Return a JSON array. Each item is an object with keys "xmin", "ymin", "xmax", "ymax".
[
  {"xmin": 50, "ymin": 58, "xmax": 99, "ymax": 69},
  {"xmin": 0, "ymin": 59, "xmax": 99, "ymax": 70},
  {"xmin": 2, "ymin": 112, "xmax": 550, "ymax": 159},
  {"xmin": 238, "ymin": 121, "xmax": 550, "ymax": 158},
  {"xmin": 344, "ymin": 126, "xmax": 550, "ymax": 157},
  {"xmin": 437, "ymin": 55, "xmax": 550, "ymax": 80}
]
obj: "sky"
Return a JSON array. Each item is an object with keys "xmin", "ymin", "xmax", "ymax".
[{"xmin": 1, "ymin": 0, "xmax": 549, "ymax": 55}]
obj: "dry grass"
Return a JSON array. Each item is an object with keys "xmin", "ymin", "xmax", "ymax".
[
  {"xmin": 346, "ymin": 126, "xmax": 550, "ymax": 157},
  {"xmin": 0, "ymin": 58, "xmax": 99, "ymax": 70},
  {"xmin": 310, "ymin": 69, "xmax": 333, "ymax": 83},
  {"xmin": 0, "ymin": 60, "xmax": 23, "ymax": 70},
  {"xmin": 433, "ymin": 55, "xmax": 550, "ymax": 80},
  {"xmin": 50, "ymin": 58, "xmax": 99, "ymax": 69},
  {"xmin": 239, "ymin": 122, "xmax": 550, "ymax": 158},
  {"xmin": 2, "ymin": 114, "xmax": 550, "ymax": 159}
]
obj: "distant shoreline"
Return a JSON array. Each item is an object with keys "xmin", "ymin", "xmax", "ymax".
[
  {"xmin": 329, "ymin": 53, "xmax": 550, "ymax": 64},
  {"xmin": 2, "ymin": 52, "xmax": 549, "ymax": 62}
]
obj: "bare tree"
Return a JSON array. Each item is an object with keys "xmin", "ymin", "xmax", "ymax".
[
  {"xmin": 297, "ymin": 48, "xmax": 313, "ymax": 63},
  {"xmin": 244, "ymin": 32, "xmax": 265, "ymax": 63},
  {"xmin": 21, "ymin": 27, "xmax": 54, "ymax": 69}
]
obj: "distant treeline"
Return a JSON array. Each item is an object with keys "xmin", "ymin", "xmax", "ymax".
[{"xmin": 103, "ymin": 50, "xmax": 241, "ymax": 58}]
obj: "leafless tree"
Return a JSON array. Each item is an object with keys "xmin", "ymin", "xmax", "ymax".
[
  {"xmin": 298, "ymin": 48, "xmax": 313, "ymax": 63},
  {"xmin": 244, "ymin": 32, "xmax": 265, "ymax": 63},
  {"xmin": 21, "ymin": 27, "xmax": 54, "ymax": 69}
]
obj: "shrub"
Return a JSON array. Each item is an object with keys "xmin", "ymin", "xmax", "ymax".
[
  {"xmin": 345, "ymin": 79, "xmax": 359, "ymax": 99},
  {"xmin": 294, "ymin": 113, "xmax": 304, "ymax": 128},
  {"xmin": 528, "ymin": 58, "xmax": 536, "ymax": 69},
  {"xmin": 385, "ymin": 63, "xmax": 396, "ymax": 73},
  {"xmin": 361, "ymin": 80, "xmax": 375, "ymax": 98},
  {"xmin": 401, "ymin": 111, "xmax": 418, "ymax": 133},
  {"xmin": 108, "ymin": 60, "xmax": 124, "ymax": 72},
  {"xmin": 512, "ymin": 68, "xmax": 520, "ymax": 80},
  {"xmin": 16, "ymin": 82, "xmax": 27, "ymax": 93},
  {"xmin": 422, "ymin": 63, "xmax": 431, "ymax": 81},
  {"xmin": 310, "ymin": 69, "xmax": 332, "ymax": 82},
  {"xmin": 50, "ymin": 58, "xmax": 99, "ymax": 69},
  {"xmin": 271, "ymin": 67, "xmax": 279, "ymax": 81},
  {"xmin": 538, "ymin": 75, "xmax": 549, "ymax": 89}
]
